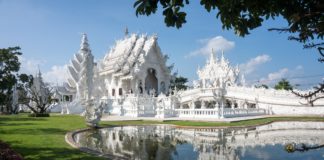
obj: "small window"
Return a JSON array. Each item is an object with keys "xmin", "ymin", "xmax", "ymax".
[
  {"xmin": 112, "ymin": 89, "xmax": 115, "ymax": 96},
  {"xmin": 65, "ymin": 95, "xmax": 70, "ymax": 102},
  {"xmin": 119, "ymin": 88, "xmax": 123, "ymax": 95}
]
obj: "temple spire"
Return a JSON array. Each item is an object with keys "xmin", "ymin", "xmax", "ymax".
[
  {"xmin": 37, "ymin": 65, "xmax": 41, "ymax": 78},
  {"xmin": 124, "ymin": 27, "xmax": 129, "ymax": 37},
  {"xmin": 240, "ymin": 74, "xmax": 246, "ymax": 86},
  {"xmin": 209, "ymin": 48, "xmax": 215, "ymax": 64},
  {"xmin": 221, "ymin": 50, "xmax": 225, "ymax": 63},
  {"xmin": 80, "ymin": 33, "xmax": 90, "ymax": 53}
]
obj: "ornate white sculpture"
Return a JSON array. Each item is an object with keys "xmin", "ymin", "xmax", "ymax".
[
  {"xmin": 197, "ymin": 50, "xmax": 240, "ymax": 88},
  {"xmin": 84, "ymin": 99, "xmax": 103, "ymax": 128},
  {"xmin": 67, "ymin": 34, "xmax": 103, "ymax": 128},
  {"xmin": 66, "ymin": 33, "xmax": 94, "ymax": 100}
]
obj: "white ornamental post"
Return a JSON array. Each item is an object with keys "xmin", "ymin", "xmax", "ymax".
[{"xmin": 220, "ymin": 100, "xmax": 224, "ymax": 119}]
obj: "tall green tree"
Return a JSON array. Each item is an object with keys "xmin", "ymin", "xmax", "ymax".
[
  {"xmin": 0, "ymin": 47, "xmax": 34, "ymax": 114},
  {"xmin": 170, "ymin": 76, "xmax": 188, "ymax": 90},
  {"xmin": 0, "ymin": 47, "xmax": 22, "ymax": 113},
  {"xmin": 274, "ymin": 79, "xmax": 293, "ymax": 90}
]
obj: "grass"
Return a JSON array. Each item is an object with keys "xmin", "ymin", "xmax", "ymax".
[
  {"xmin": 1, "ymin": 114, "xmax": 324, "ymax": 160},
  {"xmin": 0, "ymin": 114, "xmax": 104, "ymax": 160}
]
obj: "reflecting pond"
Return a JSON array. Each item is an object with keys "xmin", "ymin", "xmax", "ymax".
[{"xmin": 74, "ymin": 122, "xmax": 324, "ymax": 160}]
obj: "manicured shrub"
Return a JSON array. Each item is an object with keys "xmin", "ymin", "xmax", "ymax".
[{"xmin": 27, "ymin": 113, "xmax": 50, "ymax": 117}]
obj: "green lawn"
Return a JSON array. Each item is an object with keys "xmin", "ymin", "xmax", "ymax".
[
  {"xmin": 1, "ymin": 114, "xmax": 324, "ymax": 160},
  {"xmin": 0, "ymin": 114, "xmax": 104, "ymax": 160}
]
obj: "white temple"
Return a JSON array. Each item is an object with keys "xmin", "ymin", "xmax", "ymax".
[{"xmin": 54, "ymin": 33, "xmax": 324, "ymax": 118}]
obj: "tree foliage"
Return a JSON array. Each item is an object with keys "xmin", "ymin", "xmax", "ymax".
[
  {"xmin": 274, "ymin": 79, "xmax": 293, "ymax": 90},
  {"xmin": 0, "ymin": 47, "xmax": 22, "ymax": 113},
  {"xmin": 255, "ymin": 84, "xmax": 269, "ymax": 89},
  {"xmin": 0, "ymin": 46, "xmax": 53, "ymax": 114},
  {"xmin": 170, "ymin": 76, "xmax": 188, "ymax": 90},
  {"xmin": 134, "ymin": 0, "xmax": 323, "ymax": 44}
]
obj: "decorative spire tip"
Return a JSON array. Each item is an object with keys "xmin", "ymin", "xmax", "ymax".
[{"xmin": 124, "ymin": 27, "xmax": 129, "ymax": 37}]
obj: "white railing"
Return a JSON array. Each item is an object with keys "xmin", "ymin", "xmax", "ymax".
[
  {"xmin": 223, "ymin": 108, "xmax": 266, "ymax": 118},
  {"xmin": 175, "ymin": 108, "xmax": 266, "ymax": 119},
  {"xmin": 102, "ymin": 94, "xmax": 267, "ymax": 118},
  {"xmin": 175, "ymin": 109, "xmax": 220, "ymax": 118}
]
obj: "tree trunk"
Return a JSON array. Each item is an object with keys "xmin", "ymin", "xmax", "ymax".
[{"xmin": 39, "ymin": 106, "xmax": 46, "ymax": 114}]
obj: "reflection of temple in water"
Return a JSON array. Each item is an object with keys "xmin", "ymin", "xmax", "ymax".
[{"xmin": 74, "ymin": 122, "xmax": 324, "ymax": 160}]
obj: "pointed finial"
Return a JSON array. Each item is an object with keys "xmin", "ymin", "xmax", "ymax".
[
  {"xmin": 241, "ymin": 74, "xmax": 246, "ymax": 86},
  {"xmin": 221, "ymin": 50, "xmax": 225, "ymax": 63},
  {"xmin": 80, "ymin": 33, "xmax": 90, "ymax": 53},
  {"xmin": 37, "ymin": 65, "xmax": 41, "ymax": 77},
  {"xmin": 124, "ymin": 27, "xmax": 129, "ymax": 37},
  {"xmin": 152, "ymin": 33, "xmax": 158, "ymax": 40},
  {"xmin": 81, "ymin": 33, "xmax": 88, "ymax": 43},
  {"xmin": 209, "ymin": 48, "xmax": 215, "ymax": 64}
]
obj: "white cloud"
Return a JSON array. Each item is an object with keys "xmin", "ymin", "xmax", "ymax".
[
  {"xmin": 296, "ymin": 65, "xmax": 303, "ymax": 70},
  {"xmin": 259, "ymin": 66, "xmax": 304, "ymax": 86},
  {"xmin": 43, "ymin": 65, "xmax": 69, "ymax": 85},
  {"xmin": 19, "ymin": 56, "xmax": 68, "ymax": 85},
  {"xmin": 19, "ymin": 56, "xmax": 46, "ymax": 74},
  {"xmin": 264, "ymin": 68, "xmax": 290, "ymax": 82},
  {"xmin": 240, "ymin": 54, "xmax": 271, "ymax": 75},
  {"xmin": 187, "ymin": 36, "xmax": 235, "ymax": 57}
]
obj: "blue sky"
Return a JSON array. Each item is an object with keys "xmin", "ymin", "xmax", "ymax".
[{"xmin": 0, "ymin": 0, "xmax": 323, "ymax": 89}]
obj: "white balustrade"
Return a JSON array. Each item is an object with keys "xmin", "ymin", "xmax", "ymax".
[
  {"xmin": 175, "ymin": 109, "xmax": 220, "ymax": 118},
  {"xmin": 175, "ymin": 108, "xmax": 266, "ymax": 119},
  {"xmin": 223, "ymin": 108, "xmax": 266, "ymax": 118}
]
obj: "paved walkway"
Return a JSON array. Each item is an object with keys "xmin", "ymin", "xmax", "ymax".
[{"xmin": 101, "ymin": 115, "xmax": 278, "ymax": 122}]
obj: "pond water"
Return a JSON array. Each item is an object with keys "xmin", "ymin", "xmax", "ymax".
[{"xmin": 74, "ymin": 122, "xmax": 324, "ymax": 160}]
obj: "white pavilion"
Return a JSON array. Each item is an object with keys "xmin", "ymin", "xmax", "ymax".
[{"xmin": 54, "ymin": 33, "xmax": 324, "ymax": 118}]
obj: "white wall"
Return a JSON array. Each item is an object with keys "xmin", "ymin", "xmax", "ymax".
[{"xmin": 259, "ymin": 104, "xmax": 324, "ymax": 115}]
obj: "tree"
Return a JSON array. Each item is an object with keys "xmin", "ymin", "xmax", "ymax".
[
  {"xmin": 292, "ymin": 83, "xmax": 324, "ymax": 106},
  {"xmin": 134, "ymin": 0, "xmax": 322, "ymax": 44},
  {"xmin": 170, "ymin": 76, "xmax": 188, "ymax": 90},
  {"xmin": 255, "ymin": 84, "xmax": 269, "ymax": 89},
  {"xmin": 0, "ymin": 47, "xmax": 22, "ymax": 113},
  {"xmin": 274, "ymin": 79, "xmax": 293, "ymax": 90},
  {"xmin": 8, "ymin": 73, "xmax": 34, "ymax": 114},
  {"xmin": 19, "ymin": 71, "xmax": 53, "ymax": 114},
  {"xmin": 134, "ymin": 0, "xmax": 324, "ymax": 104}
]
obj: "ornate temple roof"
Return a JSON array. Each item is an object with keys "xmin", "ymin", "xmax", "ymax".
[
  {"xmin": 99, "ymin": 33, "xmax": 170, "ymax": 76},
  {"xmin": 197, "ymin": 50, "xmax": 240, "ymax": 87}
]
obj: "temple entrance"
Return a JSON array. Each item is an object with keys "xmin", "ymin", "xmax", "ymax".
[
  {"xmin": 145, "ymin": 68, "xmax": 158, "ymax": 94},
  {"xmin": 160, "ymin": 81, "xmax": 166, "ymax": 93},
  {"xmin": 138, "ymin": 81, "xmax": 143, "ymax": 94}
]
